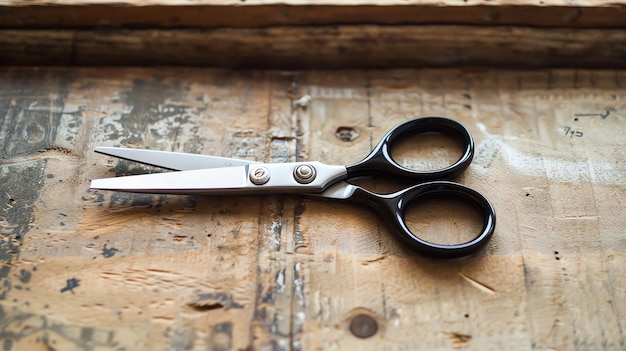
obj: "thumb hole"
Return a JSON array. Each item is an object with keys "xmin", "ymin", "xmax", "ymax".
[{"xmin": 404, "ymin": 196, "xmax": 484, "ymax": 246}]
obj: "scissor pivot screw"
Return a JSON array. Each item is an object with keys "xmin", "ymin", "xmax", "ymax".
[
  {"xmin": 294, "ymin": 164, "xmax": 316, "ymax": 184},
  {"xmin": 250, "ymin": 166, "xmax": 270, "ymax": 185}
]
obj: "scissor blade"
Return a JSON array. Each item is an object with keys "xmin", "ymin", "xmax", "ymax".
[
  {"xmin": 91, "ymin": 161, "xmax": 349, "ymax": 195},
  {"xmin": 90, "ymin": 167, "xmax": 249, "ymax": 194},
  {"xmin": 94, "ymin": 147, "xmax": 257, "ymax": 171}
]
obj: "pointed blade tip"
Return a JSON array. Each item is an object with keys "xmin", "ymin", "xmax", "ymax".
[{"xmin": 93, "ymin": 146, "xmax": 120, "ymax": 156}]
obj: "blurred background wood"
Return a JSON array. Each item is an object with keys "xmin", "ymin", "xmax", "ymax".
[
  {"xmin": 0, "ymin": 0, "xmax": 625, "ymax": 68},
  {"xmin": 1, "ymin": 0, "xmax": 625, "ymax": 28}
]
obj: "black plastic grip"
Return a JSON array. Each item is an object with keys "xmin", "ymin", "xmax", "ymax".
[
  {"xmin": 345, "ymin": 116, "xmax": 474, "ymax": 181},
  {"xmin": 351, "ymin": 181, "xmax": 496, "ymax": 258}
]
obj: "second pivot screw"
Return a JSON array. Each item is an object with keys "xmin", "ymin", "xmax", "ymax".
[{"xmin": 293, "ymin": 164, "xmax": 316, "ymax": 184}]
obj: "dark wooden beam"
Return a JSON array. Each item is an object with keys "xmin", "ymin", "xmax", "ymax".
[
  {"xmin": 1, "ymin": 26, "xmax": 624, "ymax": 68},
  {"xmin": 1, "ymin": 3, "xmax": 625, "ymax": 29}
]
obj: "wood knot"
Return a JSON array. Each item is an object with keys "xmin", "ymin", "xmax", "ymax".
[{"xmin": 335, "ymin": 126, "xmax": 360, "ymax": 142}]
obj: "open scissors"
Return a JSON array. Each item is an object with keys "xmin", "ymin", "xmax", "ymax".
[{"xmin": 91, "ymin": 116, "xmax": 495, "ymax": 258}]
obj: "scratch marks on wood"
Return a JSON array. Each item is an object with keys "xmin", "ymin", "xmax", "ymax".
[
  {"xmin": 458, "ymin": 272, "xmax": 496, "ymax": 295},
  {"xmin": 99, "ymin": 268, "xmax": 212, "ymax": 290},
  {"xmin": 443, "ymin": 331, "xmax": 473, "ymax": 349},
  {"xmin": 554, "ymin": 215, "xmax": 599, "ymax": 220},
  {"xmin": 77, "ymin": 191, "xmax": 200, "ymax": 250},
  {"xmin": 362, "ymin": 255, "xmax": 386, "ymax": 265}
]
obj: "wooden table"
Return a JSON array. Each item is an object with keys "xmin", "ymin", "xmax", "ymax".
[
  {"xmin": 1, "ymin": 67, "xmax": 624, "ymax": 350},
  {"xmin": 1, "ymin": 1, "xmax": 625, "ymax": 350}
]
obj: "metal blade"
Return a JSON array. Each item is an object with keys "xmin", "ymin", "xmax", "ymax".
[
  {"xmin": 94, "ymin": 147, "xmax": 257, "ymax": 171},
  {"xmin": 90, "ymin": 161, "xmax": 348, "ymax": 195},
  {"xmin": 90, "ymin": 167, "xmax": 249, "ymax": 194}
]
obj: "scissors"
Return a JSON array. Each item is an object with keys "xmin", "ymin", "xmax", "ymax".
[{"xmin": 91, "ymin": 116, "xmax": 495, "ymax": 258}]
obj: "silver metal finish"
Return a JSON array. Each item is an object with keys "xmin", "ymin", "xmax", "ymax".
[
  {"xmin": 94, "ymin": 147, "xmax": 257, "ymax": 171},
  {"xmin": 90, "ymin": 167, "xmax": 248, "ymax": 194},
  {"xmin": 311, "ymin": 181, "xmax": 358, "ymax": 200},
  {"xmin": 249, "ymin": 166, "xmax": 270, "ymax": 185},
  {"xmin": 293, "ymin": 164, "xmax": 316, "ymax": 184},
  {"xmin": 90, "ymin": 161, "xmax": 347, "ymax": 195}
]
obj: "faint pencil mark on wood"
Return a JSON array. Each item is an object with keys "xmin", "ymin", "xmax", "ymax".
[
  {"xmin": 574, "ymin": 110, "xmax": 611, "ymax": 120},
  {"xmin": 563, "ymin": 126, "xmax": 583, "ymax": 138}
]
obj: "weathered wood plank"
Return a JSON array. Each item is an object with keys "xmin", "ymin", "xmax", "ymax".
[
  {"xmin": 276, "ymin": 69, "xmax": 626, "ymax": 350},
  {"xmin": 0, "ymin": 68, "xmax": 274, "ymax": 350},
  {"xmin": 0, "ymin": 67, "xmax": 624, "ymax": 350},
  {"xmin": 1, "ymin": 0, "xmax": 625, "ymax": 28},
  {"xmin": 1, "ymin": 26, "xmax": 625, "ymax": 69}
]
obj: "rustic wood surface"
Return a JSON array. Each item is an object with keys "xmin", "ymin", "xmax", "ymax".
[
  {"xmin": 1, "ymin": 0, "xmax": 625, "ymax": 28},
  {"xmin": 0, "ymin": 67, "xmax": 625, "ymax": 350},
  {"xmin": 2, "ymin": 26, "xmax": 626, "ymax": 69}
]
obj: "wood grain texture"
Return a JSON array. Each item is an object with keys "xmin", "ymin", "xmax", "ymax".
[
  {"xmin": 1, "ymin": 26, "xmax": 625, "ymax": 69},
  {"xmin": 1, "ymin": 0, "xmax": 622, "ymax": 5},
  {"xmin": 0, "ymin": 67, "xmax": 625, "ymax": 350},
  {"xmin": 1, "ymin": 0, "xmax": 625, "ymax": 28}
]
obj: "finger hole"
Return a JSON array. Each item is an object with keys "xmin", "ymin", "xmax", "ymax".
[
  {"xmin": 389, "ymin": 132, "xmax": 464, "ymax": 172},
  {"xmin": 404, "ymin": 196, "xmax": 484, "ymax": 246}
]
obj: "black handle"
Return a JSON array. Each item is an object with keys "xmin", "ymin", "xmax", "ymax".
[
  {"xmin": 351, "ymin": 181, "xmax": 495, "ymax": 258},
  {"xmin": 346, "ymin": 116, "xmax": 474, "ymax": 181}
]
